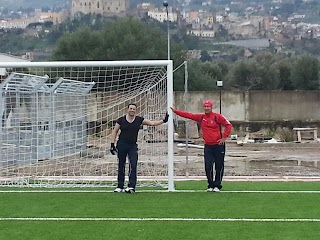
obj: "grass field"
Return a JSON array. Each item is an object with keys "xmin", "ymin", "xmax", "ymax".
[{"xmin": 1, "ymin": 181, "xmax": 320, "ymax": 240}]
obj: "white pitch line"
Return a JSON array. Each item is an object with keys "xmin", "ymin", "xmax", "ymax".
[
  {"xmin": 0, "ymin": 217, "xmax": 320, "ymax": 222},
  {"xmin": 1, "ymin": 190, "xmax": 320, "ymax": 193}
]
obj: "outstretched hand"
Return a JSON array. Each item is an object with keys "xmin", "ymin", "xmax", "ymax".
[
  {"xmin": 163, "ymin": 112, "xmax": 169, "ymax": 123},
  {"xmin": 110, "ymin": 143, "xmax": 117, "ymax": 155}
]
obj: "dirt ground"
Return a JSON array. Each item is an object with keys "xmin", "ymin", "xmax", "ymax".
[{"xmin": 173, "ymin": 141, "xmax": 320, "ymax": 178}]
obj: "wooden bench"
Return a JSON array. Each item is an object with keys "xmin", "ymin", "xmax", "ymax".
[{"xmin": 293, "ymin": 128, "xmax": 318, "ymax": 142}]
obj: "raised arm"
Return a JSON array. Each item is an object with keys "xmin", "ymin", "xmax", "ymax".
[
  {"xmin": 142, "ymin": 112, "xmax": 169, "ymax": 126},
  {"xmin": 170, "ymin": 107, "xmax": 203, "ymax": 122}
]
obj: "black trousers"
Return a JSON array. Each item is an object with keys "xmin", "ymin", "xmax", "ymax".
[
  {"xmin": 204, "ymin": 144, "xmax": 225, "ymax": 189},
  {"xmin": 116, "ymin": 142, "xmax": 138, "ymax": 189}
]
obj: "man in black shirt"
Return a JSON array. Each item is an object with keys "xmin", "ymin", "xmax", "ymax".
[{"xmin": 110, "ymin": 103, "xmax": 169, "ymax": 193}]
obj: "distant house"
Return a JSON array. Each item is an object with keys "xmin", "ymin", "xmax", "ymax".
[
  {"xmin": 147, "ymin": 8, "xmax": 178, "ymax": 23},
  {"xmin": 188, "ymin": 29, "xmax": 215, "ymax": 38}
]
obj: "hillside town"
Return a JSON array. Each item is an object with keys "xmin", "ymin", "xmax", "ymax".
[
  {"xmin": 0, "ymin": 0, "xmax": 320, "ymax": 61},
  {"xmin": 0, "ymin": 0, "xmax": 319, "ymax": 38}
]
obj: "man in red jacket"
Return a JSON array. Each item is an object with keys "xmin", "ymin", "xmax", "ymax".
[{"xmin": 171, "ymin": 100, "xmax": 232, "ymax": 192}]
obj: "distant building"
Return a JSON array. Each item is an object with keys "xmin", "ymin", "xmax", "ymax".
[
  {"xmin": 35, "ymin": 12, "xmax": 64, "ymax": 24},
  {"xmin": 137, "ymin": 3, "xmax": 156, "ymax": 17},
  {"xmin": 216, "ymin": 15, "xmax": 223, "ymax": 23},
  {"xmin": 147, "ymin": 7, "xmax": 178, "ymax": 23},
  {"xmin": 0, "ymin": 18, "xmax": 34, "ymax": 29},
  {"xmin": 188, "ymin": 29, "xmax": 215, "ymax": 38},
  {"xmin": 185, "ymin": 11, "xmax": 199, "ymax": 24},
  {"xmin": 71, "ymin": 0, "xmax": 129, "ymax": 17},
  {"xmin": 0, "ymin": 12, "xmax": 64, "ymax": 29}
]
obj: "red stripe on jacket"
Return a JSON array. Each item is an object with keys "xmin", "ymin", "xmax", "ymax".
[{"xmin": 173, "ymin": 109, "xmax": 232, "ymax": 145}]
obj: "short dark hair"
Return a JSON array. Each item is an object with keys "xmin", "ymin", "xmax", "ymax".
[{"xmin": 127, "ymin": 103, "xmax": 137, "ymax": 108}]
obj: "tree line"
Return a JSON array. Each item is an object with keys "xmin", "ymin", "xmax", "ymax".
[
  {"xmin": 186, "ymin": 53, "xmax": 320, "ymax": 91},
  {"xmin": 51, "ymin": 17, "xmax": 320, "ymax": 91}
]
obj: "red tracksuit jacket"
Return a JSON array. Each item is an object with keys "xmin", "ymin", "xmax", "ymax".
[{"xmin": 173, "ymin": 110, "xmax": 232, "ymax": 145}]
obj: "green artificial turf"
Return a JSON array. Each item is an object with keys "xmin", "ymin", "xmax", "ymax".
[{"xmin": 1, "ymin": 181, "xmax": 319, "ymax": 240}]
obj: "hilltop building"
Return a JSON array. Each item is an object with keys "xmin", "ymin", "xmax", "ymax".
[{"xmin": 71, "ymin": 0, "xmax": 129, "ymax": 17}]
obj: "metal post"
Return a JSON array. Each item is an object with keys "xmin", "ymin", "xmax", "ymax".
[
  {"xmin": 163, "ymin": 1, "xmax": 170, "ymax": 60},
  {"xmin": 183, "ymin": 61, "xmax": 189, "ymax": 177},
  {"xmin": 217, "ymin": 80, "xmax": 223, "ymax": 114},
  {"xmin": 219, "ymin": 88, "xmax": 222, "ymax": 114},
  {"xmin": 167, "ymin": 61, "xmax": 175, "ymax": 191}
]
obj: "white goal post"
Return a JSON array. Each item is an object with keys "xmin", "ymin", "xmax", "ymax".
[{"xmin": 0, "ymin": 60, "xmax": 174, "ymax": 190}]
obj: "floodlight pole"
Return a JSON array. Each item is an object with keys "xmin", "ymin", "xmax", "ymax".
[
  {"xmin": 217, "ymin": 80, "xmax": 223, "ymax": 114},
  {"xmin": 163, "ymin": 1, "xmax": 170, "ymax": 60}
]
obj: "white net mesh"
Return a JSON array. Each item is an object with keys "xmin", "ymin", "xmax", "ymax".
[{"xmin": 0, "ymin": 61, "xmax": 171, "ymax": 188}]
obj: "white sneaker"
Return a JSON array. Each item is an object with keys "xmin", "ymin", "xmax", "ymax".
[
  {"xmin": 207, "ymin": 188, "xmax": 214, "ymax": 192},
  {"xmin": 125, "ymin": 187, "xmax": 135, "ymax": 194},
  {"xmin": 114, "ymin": 188, "xmax": 123, "ymax": 193},
  {"xmin": 213, "ymin": 187, "xmax": 220, "ymax": 192}
]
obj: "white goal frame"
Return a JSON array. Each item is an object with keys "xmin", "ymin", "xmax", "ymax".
[{"xmin": 0, "ymin": 60, "xmax": 175, "ymax": 191}]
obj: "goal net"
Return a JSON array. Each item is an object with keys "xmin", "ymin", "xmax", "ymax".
[{"xmin": 0, "ymin": 60, "xmax": 174, "ymax": 189}]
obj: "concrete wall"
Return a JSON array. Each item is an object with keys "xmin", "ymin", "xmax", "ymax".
[
  {"xmin": 248, "ymin": 91, "xmax": 320, "ymax": 121},
  {"xmin": 6, "ymin": 90, "xmax": 319, "ymax": 125},
  {"xmin": 174, "ymin": 91, "xmax": 246, "ymax": 121},
  {"xmin": 174, "ymin": 90, "xmax": 320, "ymax": 122}
]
